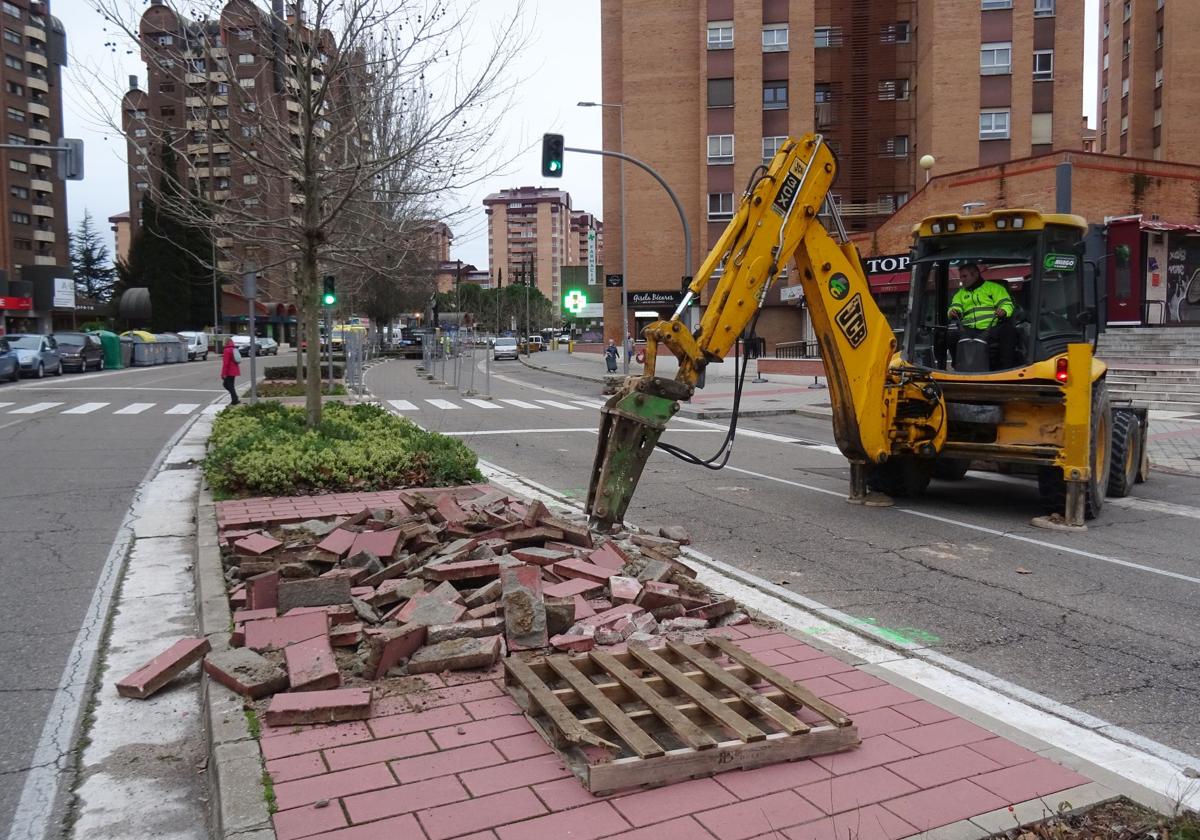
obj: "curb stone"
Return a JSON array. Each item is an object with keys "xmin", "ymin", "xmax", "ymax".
[{"xmin": 196, "ymin": 485, "xmax": 276, "ymax": 840}]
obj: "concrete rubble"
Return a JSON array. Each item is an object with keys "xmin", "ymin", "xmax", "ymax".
[{"xmin": 116, "ymin": 485, "xmax": 749, "ymax": 720}]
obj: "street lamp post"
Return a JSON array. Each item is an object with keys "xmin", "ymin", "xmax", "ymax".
[{"xmin": 578, "ymin": 101, "xmax": 629, "ymax": 373}]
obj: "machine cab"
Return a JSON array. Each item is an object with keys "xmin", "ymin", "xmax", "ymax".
[{"xmin": 902, "ymin": 210, "xmax": 1092, "ymax": 374}]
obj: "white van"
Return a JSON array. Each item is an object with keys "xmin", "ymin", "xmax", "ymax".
[{"xmin": 177, "ymin": 331, "xmax": 210, "ymax": 361}]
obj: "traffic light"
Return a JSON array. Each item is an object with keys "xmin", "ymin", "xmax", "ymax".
[
  {"xmin": 322, "ymin": 275, "xmax": 336, "ymax": 306},
  {"xmin": 541, "ymin": 133, "xmax": 564, "ymax": 178}
]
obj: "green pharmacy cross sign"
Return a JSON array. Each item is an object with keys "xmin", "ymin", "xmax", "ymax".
[{"xmin": 563, "ymin": 289, "xmax": 588, "ymax": 316}]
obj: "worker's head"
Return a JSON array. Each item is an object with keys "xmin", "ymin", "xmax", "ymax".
[
  {"xmin": 608, "ymin": 339, "xmax": 615, "ymax": 346},
  {"xmin": 959, "ymin": 262, "xmax": 983, "ymax": 288},
  {"xmin": 224, "ymin": 338, "xmax": 235, "ymax": 349}
]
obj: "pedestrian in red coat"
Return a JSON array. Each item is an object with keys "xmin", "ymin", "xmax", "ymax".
[{"xmin": 221, "ymin": 338, "xmax": 241, "ymax": 405}]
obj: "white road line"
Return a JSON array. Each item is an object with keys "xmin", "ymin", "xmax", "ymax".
[
  {"xmin": 387, "ymin": 399, "xmax": 418, "ymax": 411},
  {"xmin": 0, "ymin": 402, "xmax": 12, "ymax": 409},
  {"xmin": 498, "ymin": 398, "xmax": 543, "ymax": 409},
  {"xmin": 572, "ymin": 400, "xmax": 604, "ymax": 408},
  {"xmin": 442, "ymin": 428, "xmax": 599, "ymax": 437},
  {"xmin": 425, "ymin": 399, "xmax": 460, "ymax": 410},
  {"xmin": 474, "ymin": 458, "xmax": 1200, "ymax": 810},
  {"xmin": 1109, "ymin": 496, "xmax": 1200, "ymax": 520},
  {"xmin": 113, "ymin": 403, "xmax": 155, "ymax": 415},
  {"xmin": 61, "ymin": 403, "xmax": 109, "ymax": 415},
  {"xmin": 164, "ymin": 403, "xmax": 200, "ymax": 415},
  {"xmin": 463, "ymin": 399, "xmax": 501, "ymax": 409},
  {"xmin": 536, "ymin": 399, "xmax": 582, "ymax": 411},
  {"xmin": 9, "ymin": 402, "xmax": 63, "ymax": 414},
  {"xmin": 202, "ymin": 405, "xmax": 223, "ymax": 416}
]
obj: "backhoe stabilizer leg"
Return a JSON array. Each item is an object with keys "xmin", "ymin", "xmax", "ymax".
[
  {"xmin": 1063, "ymin": 480, "xmax": 1087, "ymax": 528},
  {"xmin": 845, "ymin": 461, "xmax": 894, "ymax": 508}
]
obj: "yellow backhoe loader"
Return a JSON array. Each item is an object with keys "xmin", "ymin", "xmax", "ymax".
[{"xmin": 586, "ymin": 134, "xmax": 1149, "ymax": 531}]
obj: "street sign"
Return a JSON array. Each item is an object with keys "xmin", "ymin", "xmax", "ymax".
[
  {"xmin": 605, "ymin": 274, "xmax": 623, "ymax": 288},
  {"xmin": 587, "ymin": 230, "xmax": 597, "ymax": 286}
]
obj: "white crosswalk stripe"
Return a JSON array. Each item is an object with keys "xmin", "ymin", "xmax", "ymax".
[
  {"xmin": 463, "ymin": 399, "xmax": 500, "ymax": 409},
  {"xmin": 0, "ymin": 402, "xmax": 12, "ymax": 410},
  {"xmin": 9, "ymin": 402, "xmax": 63, "ymax": 414},
  {"xmin": 425, "ymin": 399, "xmax": 460, "ymax": 410},
  {"xmin": 499, "ymin": 398, "xmax": 543, "ymax": 409},
  {"xmin": 202, "ymin": 405, "xmax": 223, "ymax": 415},
  {"xmin": 536, "ymin": 399, "xmax": 582, "ymax": 411},
  {"xmin": 165, "ymin": 403, "xmax": 200, "ymax": 415},
  {"xmin": 114, "ymin": 402, "xmax": 155, "ymax": 415},
  {"xmin": 388, "ymin": 399, "xmax": 418, "ymax": 411},
  {"xmin": 572, "ymin": 400, "xmax": 604, "ymax": 409},
  {"xmin": 61, "ymin": 402, "xmax": 109, "ymax": 415}
]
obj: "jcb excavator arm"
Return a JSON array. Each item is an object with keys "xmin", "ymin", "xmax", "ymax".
[{"xmin": 586, "ymin": 134, "xmax": 947, "ymax": 528}]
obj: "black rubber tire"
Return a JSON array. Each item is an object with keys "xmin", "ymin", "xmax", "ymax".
[
  {"xmin": 1106, "ymin": 409, "xmax": 1140, "ymax": 498},
  {"xmin": 867, "ymin": 458, "xmax": 932, "ymax": 497},
  {"xmin": 1038, "ymin": 379, "xmax": 1111, "ymax": 520},
  {"xmin": 35, "ymin": 362, "xmax": 43, "ymax": 379},
  {"xmin": 931, "ymin": 458, "xmax": 970, "ymax": 481},
  {"xmin": 55, "ymin": 360, "xmax": 63, "ymax": 376}
]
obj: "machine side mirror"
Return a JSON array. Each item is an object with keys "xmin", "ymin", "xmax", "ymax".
[{"xmin": 1075, "ymin": 310, "xmax": 1096, "ymax": 327}]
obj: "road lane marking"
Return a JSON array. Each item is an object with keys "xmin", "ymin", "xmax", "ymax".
[
  {"xmin": 0, "ymin": 402, "xmax": 11, "ymax": 409},
  {"xmin": 536, "ymin": 399, "xmax": 582, "ymax": 411},
  {"xmin": 202, "ymin": 405, "xmax": 223, "ymax": 415},
  {"xmin": 25, "ymin": 386, "xmax": 224, "ymax": 393},
  {"xmin": 498, "ymin": 398, "xmax": 543, "ymax": 409},
  {"xmin": 9, "ymin": 402, "xmax": 63, "ymax": 414},
  {"xmin": 387, "ymin": 399, "xmax": 418, "ymax": 411},
  {"xmin": 463, "ymin": 399, "xmax": 500, "ymax": 409},
  {"xmin": 425, "ymin": 399, "xmax": 460, "ymax": 410},
  {"xmin": 61, "ymin": 403, "xmax": 109, "ymax": 415},
  {"xmin": 572, "ymin": 400, "xmax": 604, "ymax": 408},
  {"xmin": 441, "ymin": 428, "xmax": 598, "ymax": 436},
  {"xmin": 114, "ymin": 403, "xmax": 155, "ymax": 415},
  {"xmin": 164, "ymin": 403, "xmax": 200, "ymax": 415},
  {"xmin": 1109, "ymin": 496, "xmax": 1200, "ymax": 520}
]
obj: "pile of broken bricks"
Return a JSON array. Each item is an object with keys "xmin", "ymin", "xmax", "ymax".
[{"xmin": 116, "ymin": 486, "xmax": 750, "ymax": 727}]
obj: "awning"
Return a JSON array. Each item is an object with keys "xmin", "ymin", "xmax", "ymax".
[
  {"xmin": 222, "ymin": 289, "xmax": 270, "ymax": 318},
  {"xmin": 868, "ymin": 272, "xmax": 909, "ymax": 295}
]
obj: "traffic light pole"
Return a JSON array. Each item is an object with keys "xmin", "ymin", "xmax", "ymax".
[{"xmin": 325, "ymin": 303, "xmax": 333, "ymax": 391}]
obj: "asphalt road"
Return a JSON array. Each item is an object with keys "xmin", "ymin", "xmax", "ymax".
[
  {"xmin": 0, "ymin": 357, "xmax": 239, "ymax": 837},
  {"xmin": 367, "ymin": 355, "xmax": 1200, "ymax": 760}
]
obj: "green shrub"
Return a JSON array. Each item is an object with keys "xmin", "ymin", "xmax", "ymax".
[
  {"xmin": 256, "ymin": 381, "xmax": 347, "ymax": 397},
  {"xmin": 203, "ymin": 402, "xmax": 483, "ymax": 497},
  {"xmin": 263, "ymin": 364, "xmax": 344, "ymax": 379}
]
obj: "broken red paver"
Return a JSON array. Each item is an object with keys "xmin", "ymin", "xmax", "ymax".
[
  {"xmin": 549, "ymin": 558, "xmax": 618, "ymax": 584},
  {"xmin": 424, "ymin": 558, "xmax": 503, "ymax": 580},
  {"xmin": 244, "ymin": 611, "xmax": 329, "ymax": 652},
  {"xmin": 115, "ymin": 637, "xmax": 211, "ymax": 699},
  {"xmin": 542, "ymin": 578, "xmax": 605, "ymax": 599},
  {"xmin": 286, "ymin": 634, "xmax": 340, "ymax": 691},
  {"xmin": 500, "ymin": 564, "xmax": 547, "ymax": 651},
  {"xmin": 549, "ymin": 633, "xmax": 595, "ymax": 653},
  {"xmin": 350, "ymin": 529, "xmax": 402, "ymax": 558},
  {"xmin": 509, "ymin": 547, "xmax": 571, "ymax": 566},
  {"xmin": 316, "ymin": 528, "xmax": 357, "ymax": 557},
  {"xmin": 245, "ymin": 570, "xmax": 280, "ymax": 611},
  {"xmin": 608, "ymin": 576, "xmax": 642, "ymax": 605},
  {"xmin": 265, "ymin": 687, "xmax": 372, "ymax": 726},
  {"xmin": 587, "ymin": 541, "xmax": 630, "ymax": 571},
  {"xmin": 233, "ymin": 532, "xmax": 283, "ymax": 556},
  {"xmin": 232, "ymin": 607, "xmax": 277, "ymax": 624},
  {"xmin": 203, "ymin": 648, "xmax": 287, "ymax": 698},
  {"xmin": 330, "ymin": 623, "xmax": 363, "ymax": 647},
  {"xmin": 277, "ymin": 577, "xmax": 352, "ymax": 612},
  {"xmin": 408, "ymin": 636, "xmax": 502, "ymax": 673},
  {"xmin": 362, "ymin": 623, "xmax": 427, "ymax": 679},
  {"xmin": 579, "ymin": 603, "xmax": 644, "ymax": 629}
]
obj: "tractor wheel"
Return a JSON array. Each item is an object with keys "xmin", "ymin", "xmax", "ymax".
[
  {"xmin": 867, "ymin": 458, "xmax": 932, "ymax": 497},
  {"xmin": 1038, "ymin": 380, "xmax": 1111, "ymax": 520},
  {"xmin": 931, "ymin": 458, "xmax": 970, "ymax": 481},
  {"xmin": 1106, "ymin": 409, "xmax": 1141, "ymax": 498}
]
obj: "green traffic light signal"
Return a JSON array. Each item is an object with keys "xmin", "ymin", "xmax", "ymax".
[
  {"xmin": 322, "ymin": 275, "xmax": 337, "ymax": 306},
  {"xmin": 541, "ymin": 133, "xmax": 564, "ymax": 178}
]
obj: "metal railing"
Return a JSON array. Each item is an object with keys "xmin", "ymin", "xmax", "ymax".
[
  {"xmin": 774, "ymin": 340, "xmax": 822, "ymax": 359},
  {"xmin": 342, "ymin": 331, "xmax": 371, "ymax": 396}
]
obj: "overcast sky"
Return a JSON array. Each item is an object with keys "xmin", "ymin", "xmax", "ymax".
[{"xmin": 57, "ymin": 0, "xmax": 1096, "ymax": 271}]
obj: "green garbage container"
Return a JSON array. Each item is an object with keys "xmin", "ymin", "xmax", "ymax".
[{"xmin": 89, "ymin": 330, "xmax": 124, "ymax": 370}]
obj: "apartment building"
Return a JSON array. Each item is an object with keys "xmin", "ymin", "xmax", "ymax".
[
  {"xmin": 1097, "ymin": 0, "xmax": 1200, "ymax": 162},
  {"xmin": 600, "ymin": 0, "xmax": 1084, "ymax": 346},
  {"xmin": 568, "ymin": 210, "xmax": 604, "ymax": 269},
  {"xmin": 483, "ymin": 187, "xmax": 573, "ymax": 305},
  {"xmin": 0, "ymin": 0, "xmax": 69, "ymax": 333}
]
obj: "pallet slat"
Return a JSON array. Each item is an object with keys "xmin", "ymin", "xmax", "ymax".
[
  {"xmin": 589, "ymin": 650, "xmax": 717, "ymax": 750},
  {"xmin": 504, "ymin": 657, "xmax": 620, "ymax": 751},
  {"xmin": 546, "ymin": 654, "xmax": 665, "ymax": 759}
]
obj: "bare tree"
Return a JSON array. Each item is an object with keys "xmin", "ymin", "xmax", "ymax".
[{"xmin": 85, "ymin": 0, "xmax": 527, "ymax": 425}]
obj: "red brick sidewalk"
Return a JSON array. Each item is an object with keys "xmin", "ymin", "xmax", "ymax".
[{"xmin": 261, "ymin": 624, "xmax": 1090, "ymax": 840}]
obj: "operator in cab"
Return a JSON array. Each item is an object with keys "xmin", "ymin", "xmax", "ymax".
[{"xmin": 947, "ymin": 262, "xmax": 1016, "ymax": 370}]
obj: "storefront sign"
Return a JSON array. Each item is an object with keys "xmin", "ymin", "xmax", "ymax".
[
  {"xmin": 52, "ymin": 278, "xmax": 75, "ymax": 309},
  {"xmin": 629, "ymin": 290, "xmax": 684, "ymax": 308},
  {"xmin": 605, "ymin": 274, "xmax": 623, "ymax": 288},
  {"xmin": 0, "ymin": 296, "xmax": 32, "ymax": 310},
  {"xmin": 587, "ymin": 230, "xmax": 597, "ymax": 286},
  {"xmin": 864, "ymin": 254, "xmax": 911, "ymax": 275}
]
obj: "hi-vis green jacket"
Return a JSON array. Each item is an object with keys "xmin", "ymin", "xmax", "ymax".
[{"xmin": 949, "ymin": 281, "xmax": 1014, "ymax": 329}]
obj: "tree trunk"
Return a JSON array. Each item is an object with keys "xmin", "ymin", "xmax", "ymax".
[{"xmin": 301, "ymin": 255, "xmax": 323, "ymax": 428}]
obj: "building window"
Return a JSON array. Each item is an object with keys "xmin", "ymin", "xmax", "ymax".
[
  {"xmin": 877, "ymin": 135, "xmax": 909, "ymax": 157},
  {"xmin": 4, "ymin": 54, "xmax": 21, "ymax": 70},
  {"xmin": 6, "ymin": 106, "xmax": 23, "ymax": 122},
  {"xmin": 762, "ymin": 135, "xmax": 787, "ymax": 164},
  {"xmin": 762, "ymin": 24, "xmax": 788, "ymax": 52},
  {"xmin": 5, "ymin": 80, "xmax": 20, "ymax": 95},
  {"xmin": 707, "ymin": 77, "xmax": 733, "ymax": 107},
  {"xmin": 1123, "ymin": 2, "xmax": 1131, "ymax": 21},
  {"xmin": 878, "ymin": 79, "xmax": 910, "ymax": 100},
  {"xmin": 980, "ymin": 109, "xmax": 1011, "ymax": 140},
  {"xmin": 1031, "ymin": 112, "xmax": 1053, "ymax": 144},
  {"xmin": 1034, "ymin": 0, "xmax": 1055, "ymax": 15},
  {"xmin": 1103, "ymin": 21, "xmax": 1109, "ymax": 38},
  {"xmin": 14, "ymin": 238, "xmax": 30, "ymax": 250},
  {"xmin": 238, "ymin": 53, "xmax": 254, "ymax": 64},
  {"xmin": 243, "ymin": 174, "xmax": 258, "ymax": 185},
  {"xmin": 707, "ymin": 134, "xmax": 733, "ymax": 163},
  {"xmin": 239, "ymin": 77, "xmax": 256, "ymax": 88},
  {"xmin": 763, "ymin": 81, "xmax": 788, "ymax": 110},
  {"xmin": 241, "ymin": 125, "xmax": 257, "ymax": 137},
  {"xmin": 159, "ymin": 106, "xmax": 174, "ymax": 117},
  {"xmin": 10, "ymin": 185, "xmax": 26, "ymax": 199},
  {"xmin": 708, "ymin": 192, "xmax": 734, "ymax": 221},
  {"xmin": 10, "ymin": 211, "xmax": 29, "ymax": 224},
  {"xmin": 1033, "ymin": 50, "xmax": 1053, "ymax": 81},
  {"xmin": 243, "ymin": 197, "xmax": 259, "ymax": 207},
  {"xmin": 1122, "ymin": 38, "xmax": 1130, "ymax": 56},
  {"xmin": 1, "ymin": 2, "xmax": 19, "ymax": 18},
  {"xmin": 814, "ymin": 26, "xmax": 841, "ymax": 48},
  {"xmin": 237, "ymin": 28, "xmax": 253, "ymax": 40},
  {"xmin": 706, "ymin": 21, "xmax": 733, "ymax": 50},
  {"xmin": 1121, "ymin": 114, "xmax": 1128, "ymax": 133},
  {"xmin": 1156, "ymin": 28, "xmax": 1163, "ymax": 48},
  {"xmin": 981, "ymin": 0, "xmax": 1013, "ymax": 7},
  {"xmin": 1101, "ymin": 85, "xmax": 1108, "ymax": 102},
  {"xmin": 155, "ymin": 33, "xmax": 173, "ymax": 46},
  {"xmin": 1155, "ymin": 68, "xmax": 1163, "ymax": 88},
  {"xmin": 1, "ymin": 27, "xmax": 17, "ymax": 44},
  {"xmin": 1122, "ymin": 76, "xmax": 1129, "ymax": 96},
  {"xmin": 135, "ymin": 181, "xmax": 149, "ymax": 190},
  {"xmin": 6, "ymin": 132, "xmax": 22, "ymax": 143},
  {"xmin": 158, "ymin": 82, "xmax": 175, "ymax": 93},
  {"xmin": 980, "ymin": 42, "xmax": 1012, "ymax": 75},
  {"xmin": 8, "ymin": 158, "xmax": 24, "ymax": 172},
  {"xmin": 133, "ymin": 127, "xmax": 147, "ymax": 138}
]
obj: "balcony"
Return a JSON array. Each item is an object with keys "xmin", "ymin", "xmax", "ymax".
[
  {"xmin": 26, "ymin": 102, "xmax": 48, "ymax": 118},
  {"xmin": 29, "ymin": 152, "xmax": 51, "ymax": 167},
  {"xmin": 32, "ymin": 229, "xmax": 54, "ymax": 242},
  {"xmin": 24, "ymin": 50, "xmax": 46, "ymax": 68},
  {"xmin": 33, "ymin": 255, "xmax": 55, "ymax": 265},
  {"xmin": 27, "ymin": 127, "xmax": 50, "ymax": 143},
  {"xmin": 26, "ymin": 76, "xmax": 47, "ymax": 92},
  {"xmin": 194, "ymin": 166, "xmax": 231, "ymax": 177},
  {"xmin": 24, "ymin": 23, "xmax": 44, "ymax": 40},
  {"xmin": 211, "ymin": 189, "xmax": 231, "ymax": 200},
  {"xmin": 30, "ymin": 178, "xmax": 51, "ymax": 192},
  {"xmin": 32, "ymin": 203, "xmax": 53, "ymax": 217}
]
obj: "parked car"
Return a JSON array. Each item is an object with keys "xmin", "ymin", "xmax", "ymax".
[
  {"xmin": 493, "ymin": 336, "xmax": 519, "ymax": 361},
  {"xmin": 230, "ymin": 335, "xmax": 266, "ymax": 358},
  {"xmin": 256, "ymin": 337, "xmax": 279, "ymax": 356},
  {"xmin": 52, "ymin": 332, "xmax": 104, "ymax": 372},
  {"xmin": 7, "ymin": 333, "xmax": 63, "ymax": 377},
  {"xmin": 0, "ymin": 337, "xmax": 19, "ymax": 382},
  {"xmin": 177, "ymin": 331, "xmax": 210, "ymax": 361}
]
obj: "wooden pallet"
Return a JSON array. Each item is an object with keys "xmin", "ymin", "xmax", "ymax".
[{"xmin": 503, "ymin": 635, "xmax": 860, "ymax": 794}]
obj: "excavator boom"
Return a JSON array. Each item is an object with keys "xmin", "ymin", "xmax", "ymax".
[{"xmin": 586, "ymin": 134, "xmax": 947, "ymax": 528}]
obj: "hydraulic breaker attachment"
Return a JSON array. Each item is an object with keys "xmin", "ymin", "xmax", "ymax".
[{"xmin": 586, "ymin": 375, "xmax": 692, "ymax": 529}]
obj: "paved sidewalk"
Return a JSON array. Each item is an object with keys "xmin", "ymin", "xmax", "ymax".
[{"xmin": 521, "ymin": 350, "xmax": 1200, "ymax": 476}]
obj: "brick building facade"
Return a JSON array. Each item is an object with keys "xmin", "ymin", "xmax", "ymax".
[{"xmin": 483, "ymin": 187, "xmax": 573, "ymax": 307}]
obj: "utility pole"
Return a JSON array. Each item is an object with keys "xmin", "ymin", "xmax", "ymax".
[
  {"xmin": 524, "ymin": 257, "xmax": 531, "ymax": 356},
  {"xmin": 495, "ymin": 267, "xmax": 502, "ymax": 335}
]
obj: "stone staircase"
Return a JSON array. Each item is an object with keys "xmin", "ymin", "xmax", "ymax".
[{"xmin": 1098, "ymin": 326, "xmax": 1200, "ymax": 413}]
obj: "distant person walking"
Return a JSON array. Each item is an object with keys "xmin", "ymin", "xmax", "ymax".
[
  {"xmin": 604, "ymin": 339, "xmax": 619, "ymax": 372},
  {"xmin": 221, "ymin": 338, "xmax": 241, "ymax": 406}
]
